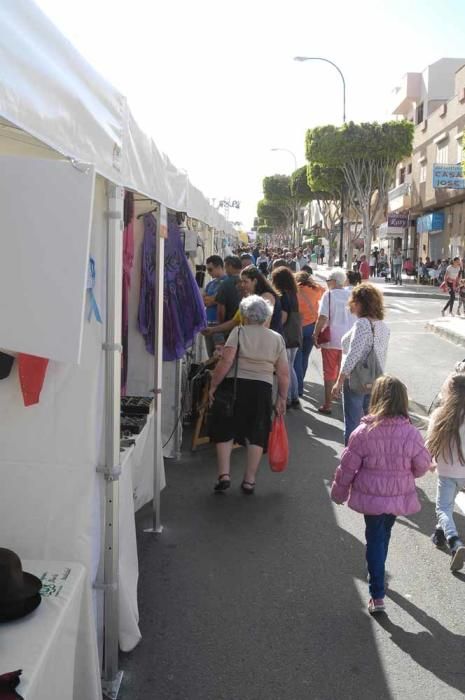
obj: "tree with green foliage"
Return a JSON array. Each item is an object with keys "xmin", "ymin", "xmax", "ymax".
[
  {"xmin": 306, "ymin": 162, "xmax": 345, "ymax": 265},
  {"xmin": 306, "ymin": 121, "xmax": 414, "ymax": 253},
  {"xmin": 257, "ymin": 171, "xmax": 314, "ymax": 246}
]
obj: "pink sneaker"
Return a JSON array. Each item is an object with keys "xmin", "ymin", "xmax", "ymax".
[{"xmin": 368, "ymin": 598, "xmax": 386, "ymax": 614}]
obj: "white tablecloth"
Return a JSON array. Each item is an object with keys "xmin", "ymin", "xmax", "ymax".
[
  {"xmin": 118, "ymin": 408, "xmax": 166, "ymax": 651},
  {"xmin": 1, "ymin": 560, "xmax": 101, "ymax": 700}
]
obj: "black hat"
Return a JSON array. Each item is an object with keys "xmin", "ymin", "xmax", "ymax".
[
  {"xmin": 0, "ymin": 549, "xmax": 42, "ymax": 622},
  {"xmin": 0, "ymin": 352, "xmax": 14, "ymax": 380}
]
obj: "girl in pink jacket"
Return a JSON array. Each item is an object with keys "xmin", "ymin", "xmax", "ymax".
[{"xmin": 331, "ymin": 375, "xmax": 431, "ymax": 614}]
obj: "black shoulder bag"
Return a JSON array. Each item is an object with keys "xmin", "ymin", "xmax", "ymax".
[{"xmin": 211, "ymin": 328, "xmax": 241, "ymax": 418}]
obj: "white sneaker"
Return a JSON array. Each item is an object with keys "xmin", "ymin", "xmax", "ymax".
[{"xmin": 451, "ymin": 545, "xmax": 465, "ymax": 572}]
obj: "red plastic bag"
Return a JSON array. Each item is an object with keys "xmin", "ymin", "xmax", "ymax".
[
  {"xmin": 439, "ymin": 281, "xmax": 448, "ymax": 293},
  {"xmin": 268, "ymin": 415, "xmax": 289, "ymax": 472}
]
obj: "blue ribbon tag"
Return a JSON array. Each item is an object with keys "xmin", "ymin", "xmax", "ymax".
[{"xmin": 87, "ymin": 257, "xmax": 102, "ymax": 323}]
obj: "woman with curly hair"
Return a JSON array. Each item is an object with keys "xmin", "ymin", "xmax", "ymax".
[
  {"xmin": 272, "ymin": 266, "xmax": 302, "ymax": 408},
  {"xmin": 332, "ymin": 283, "xmax": 390, "ymax": 444}
]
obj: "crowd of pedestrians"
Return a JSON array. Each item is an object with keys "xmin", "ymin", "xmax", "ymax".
[{"xmin": 201, "ymin": 244, "xmax": 465, "ymax": 615}]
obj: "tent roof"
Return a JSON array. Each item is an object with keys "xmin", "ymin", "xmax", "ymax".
[{"xmin": 0, "ymin": 0, "xmax": 234, "ymax": 234}]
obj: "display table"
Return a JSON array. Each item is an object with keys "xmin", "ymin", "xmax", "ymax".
[
  {"xmin": 0, "ymin": 561, "xmax": 101, "ymax": 700},
  {"xmin": 118, "ymin": 408, "xmax": 166, "ymax": 651}
]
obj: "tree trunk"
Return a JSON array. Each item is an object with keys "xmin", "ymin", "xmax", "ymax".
[
  {"xmin": 362, "ymin": 208, "xmax": 372, "ymax": 255},
  {"xmin": 328, "ymin": 246, "xmax": 336, "ymax": 267}
]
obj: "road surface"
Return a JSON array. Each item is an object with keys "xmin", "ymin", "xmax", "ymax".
[{"xmin": 120, "ymin": 298, "xmax": 465, "ymax": 700}]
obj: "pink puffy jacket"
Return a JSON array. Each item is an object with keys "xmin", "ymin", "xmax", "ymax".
[{"xmin": 331, "ymin": 416, "xmax": 431, "ymax": 515}]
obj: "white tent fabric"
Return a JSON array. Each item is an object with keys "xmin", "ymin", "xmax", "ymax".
[{"xmin": 0, "ymin": 0, "xmax": 235, "ymax": 234}]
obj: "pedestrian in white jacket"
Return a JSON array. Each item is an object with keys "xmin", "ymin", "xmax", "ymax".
[{"xmin": 427, "ymin": 372, "xmax": 465, "ymax": 571}]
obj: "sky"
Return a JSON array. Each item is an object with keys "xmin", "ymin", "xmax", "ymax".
[{"xmin": 35, "ymin": 0, "xmax": 465, "ymax": 229}]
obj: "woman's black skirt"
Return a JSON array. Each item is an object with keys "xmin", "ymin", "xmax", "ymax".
[{"xmin": 209, "ymin": 378, "xmax": 273, "ymax": 451}]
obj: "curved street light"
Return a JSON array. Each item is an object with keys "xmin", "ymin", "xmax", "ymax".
[
  {"xmin": 293, "ymin": 56, "xmax": 346, "ymax": 124},
  {"xmin": 270, "ymin": 147, "xmax": 298, "ymax": 173}
]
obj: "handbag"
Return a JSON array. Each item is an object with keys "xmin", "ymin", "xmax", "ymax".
[
  {"xmin": 317, "ymin": 291, "xmax": 331, "ymax": 345},
  {"xmin": 211, "ymin": 329, "xmax": 241, "ymax": 418},
  {"xmin": 283, "ymin": 294, "xmax": 303, "ymax": 348},
  {"xmin": 349, "ymin": 321, "xmax": 383, "ymax": 395},
  {"xmin": 268, "ymin": 415, "xmax": 289, "ymax": 472}
]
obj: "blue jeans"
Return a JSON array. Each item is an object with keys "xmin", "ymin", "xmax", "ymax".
[
  {"xmin": 342, "ymin": 381, "xmax": 370, "ymax": 445},
  {"xmin": 436, "ymin": 476, "xmax": 465, "ymax": 540},
  {"xmin": 393, "ymin": 264, "xmax": 402, "ymax": 284},
  {"xmin": 294, "ymin": 323, "xmax": 315, "ymax": 396},
  {"xmin": 287, "ymin": 348, "xmax": 299, "ymax": 402},
  {"xmin": 365, "ymin": 514, "xmax": 396, "ymax": 600}
]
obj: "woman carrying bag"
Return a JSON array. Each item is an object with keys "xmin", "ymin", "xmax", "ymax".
[
  {"xmin": 313, "ymin": 269, "xmax": 354, "ymax": 415},
  {"xmin": 209, "ymin": 295, "xmax": 289, "ymax": 494},
  {"xmin": 332, "ymin": 284, "xmax": 390, "ymax": 444},
  {"xmin": 272, "ymin": 266, "xmax": 302, "ymax": 409}
]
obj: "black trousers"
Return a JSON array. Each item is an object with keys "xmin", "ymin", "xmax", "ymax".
[{"xmin": 443, "ymin": 283, "xmax": 456, "ymax": 313}]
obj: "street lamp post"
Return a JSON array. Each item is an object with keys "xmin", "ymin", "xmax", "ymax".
[
  {"xmin": 270, "ymin": 147, "xmax": 298, "ymax": 246},
  {"xmin": 294, "ymin": 56, "xmax": 346, "ymax": 266}
]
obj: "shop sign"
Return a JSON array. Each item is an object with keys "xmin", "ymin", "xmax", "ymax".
[
  {"xmin": 416, "ymin": 211, "xmax": 445, "ymax": 233},
  {"xmin": 432, "ymin": 164, "xmax": 465, "ymax": 189},
  {"xmin": 387, "ymin": 213, "xmax": 408, "ymax": 228}
]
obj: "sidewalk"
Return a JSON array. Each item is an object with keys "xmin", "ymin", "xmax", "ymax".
[
  {"xmin": 426, "ymin": 315, "xmax": 465, "ymax": 349},
  {"xmin": 314, "ymin": 265, "xmax": 443, "ymax": 299}
]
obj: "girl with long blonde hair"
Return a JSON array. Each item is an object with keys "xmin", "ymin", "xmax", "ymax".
[{"xmin": 427, "ymin": 373, "xmax": 465, "ymax": 571}]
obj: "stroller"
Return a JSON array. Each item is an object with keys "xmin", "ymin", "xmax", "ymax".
[{"xmin": 377, "ymin": 262, "xmax": 391, "ymax": 282}]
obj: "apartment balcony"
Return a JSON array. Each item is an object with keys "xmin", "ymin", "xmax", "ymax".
[
  {"xmin": 388, "ymin": 181, "xmax": 411, "ymax": 212},
  {"xmin": 390, "ymin": 72, "xmax": 422, "ymax": 116}
]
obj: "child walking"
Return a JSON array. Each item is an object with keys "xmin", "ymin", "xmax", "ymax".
[
  {"xmin": 427, "ymin": 373, "xmax": 465, "ymax": 571},
  {"xmin": 331, "ymin": 375, "xmax": 431, "ymax": 614}
]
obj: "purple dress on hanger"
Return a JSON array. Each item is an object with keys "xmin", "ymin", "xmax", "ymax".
[
  {"xmin": 137, "ymin": 212, "xmax": 206, "ymax": 361},
  {"xmin": 163, "ymin": 214, "xmax": 206, "ymax": 360},
  {"xmin": 121, "ymin": 191, "xmax": 134, "ymax": 395},
  {"xmin": 138, "ymin": 213, "xmax": 157, "ymax": 355}
]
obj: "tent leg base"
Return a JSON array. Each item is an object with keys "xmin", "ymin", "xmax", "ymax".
[
  {"xmin": 102, "ymin": 671, "xmax": 123, "ymax": 700},
  {"xmin": 144, "ymin": 525, "xmax": 164, "ymax": 535}
]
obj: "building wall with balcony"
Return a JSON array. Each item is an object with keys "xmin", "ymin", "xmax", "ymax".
[
  {"xmin": 411, "ymin": 64, "xmax": 465, "ymax": 212},
  {"xmin": 390, "ymin": 58, "xmax": 465, "ymax": 123}
]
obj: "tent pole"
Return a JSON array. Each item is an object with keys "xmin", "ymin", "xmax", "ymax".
[
  {"xmin": 145, "ymin": 205, "xmax": 165, "ymax": 535},
  {"xmin": 101, "ymin": 184, "xmax": 124, "ymax": 700},
  {"xmin": 173, "ymin": 358, "xmax": 183, "ymax": 460}
]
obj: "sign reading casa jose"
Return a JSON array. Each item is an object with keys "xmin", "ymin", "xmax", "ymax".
[{"xmin": 432, "ymin": 164, "xmax": 465, "ymax": 189}]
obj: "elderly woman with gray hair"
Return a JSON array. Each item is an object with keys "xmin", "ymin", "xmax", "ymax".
[{"xmin": 209, "ymin": 295, "xmax": 289, "ymax": 494}]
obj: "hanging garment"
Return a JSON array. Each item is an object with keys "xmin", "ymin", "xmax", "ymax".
[
  {"xmin": 137, "ymin": 213, "xmax": 157, "ymax": 354},
  {"xmin": 121, "ymin": 191, "xmax": 135, "ymax": 394},
  {"xmin": 17, "ymin": 354, "xmax": 49, "ymax": 407},
  {"xmin": 163, "ymin": 214, "xmax": 206, "ymax": 360}
]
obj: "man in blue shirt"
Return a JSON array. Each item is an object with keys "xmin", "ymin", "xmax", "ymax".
[{"xmin": 203, "ymin": 255, "xmax": 226, "ymax": 355}]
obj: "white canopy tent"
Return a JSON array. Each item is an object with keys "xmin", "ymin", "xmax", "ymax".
[{"xmin": 0, "ymin": 2, "xmax": 233, "ymax": 698}]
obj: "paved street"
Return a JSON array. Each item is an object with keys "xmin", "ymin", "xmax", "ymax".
[{"xmin": 120, "ymin": 299, "xmax": 465, "ymax": 700}]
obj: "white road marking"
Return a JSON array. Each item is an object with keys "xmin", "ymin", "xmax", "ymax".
[{"xmin": 387, "ymin": 302, "xmax": 421, "ymax": 314}]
